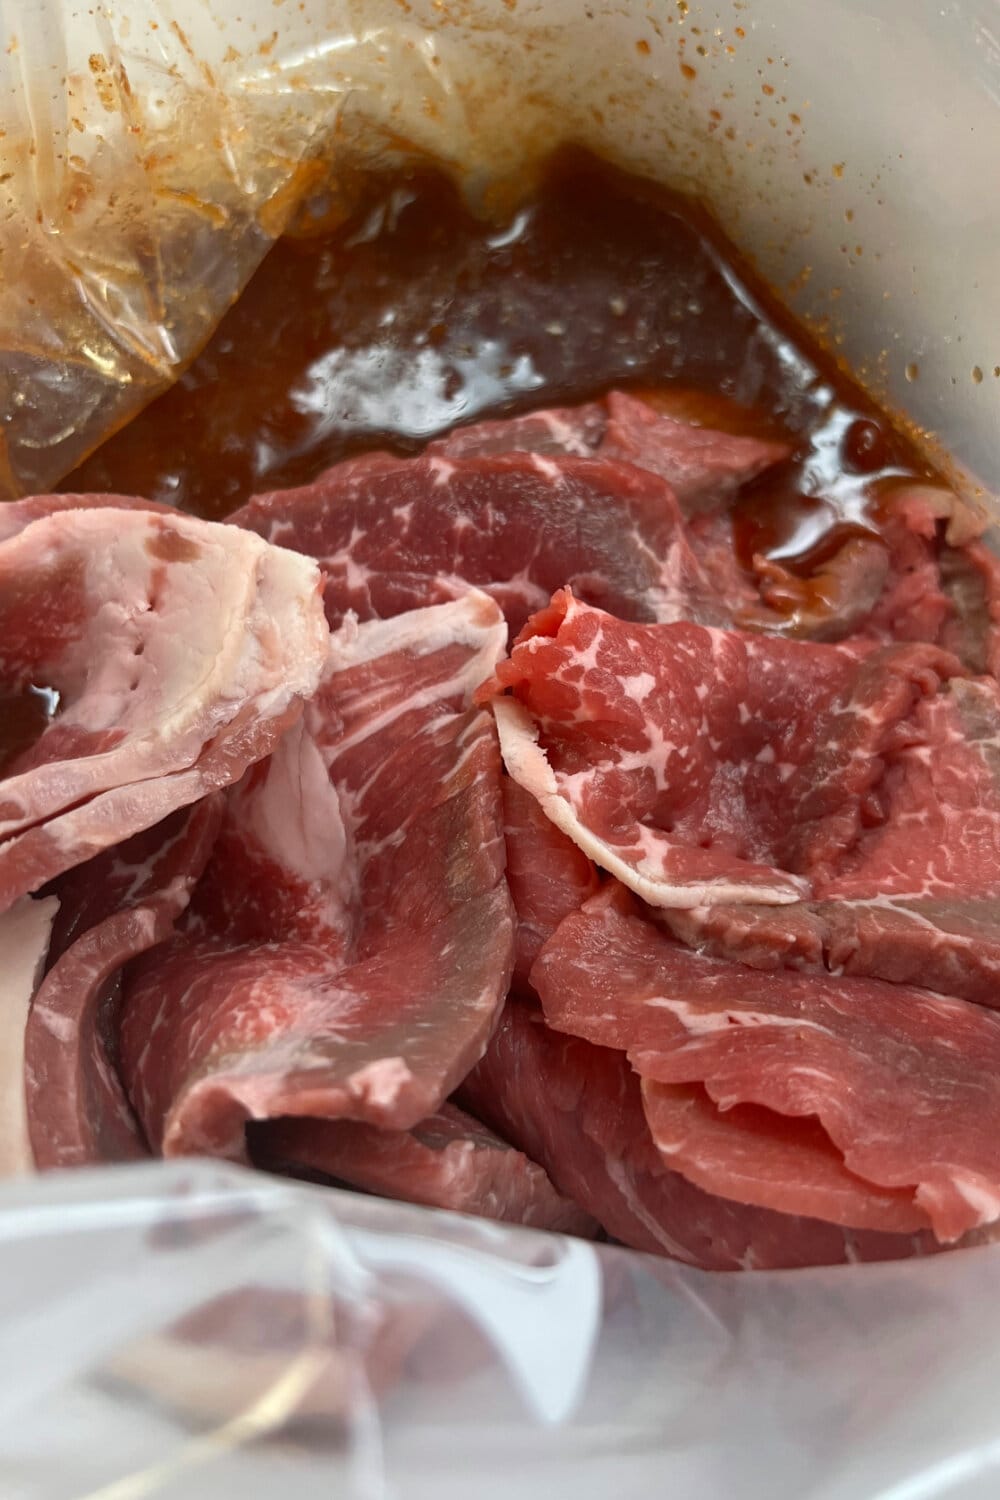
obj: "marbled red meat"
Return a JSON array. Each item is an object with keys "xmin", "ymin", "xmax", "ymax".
[
  {"xmin": 459, "ymin": 1000, "xmax": 942, "ymax": 1269},
  {"xmin": 231, "ymin": 449, "xmax": 720, "ymax": 636},
  {"xmin": 427, "ymin": 402, "xmax": 608, "ymax": 462},
  {"xmin": 483, "ymin": 589, "xmax": 958, "ymax": 909},
  {"xmin": 429, "ymin": 391, "xmax": 790, "ymax": 514},
  {"xmin": 533, "ymin": 886, "xmax": 1000, "ymax": 1242},
  {"xmin": 249, "ymin": 1102, "xmax": 596, "ymax": 1235},
  {"xmin": 118, "ymin": 592, "xmax": 515, "ymax": 1158},
  {"xmin": 0, "ymin": 504, "xmax": 327, "ymax": 915},
  {"xmin": 663, "ymin": 672, "xmax": 1000, "ymax": 1005}
]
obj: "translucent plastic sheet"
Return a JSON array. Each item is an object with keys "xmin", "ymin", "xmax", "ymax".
[
  {"xmin": 1, "ymin": 0, "xmax": 999, "ymax": 499},
  {"xmin": 1, "ymin": 1159, "xmax": 999, "ymax": 1500},
  {"xmin": 4, "ymin": 4, "xmax": 1000, "ymax": 1497}
]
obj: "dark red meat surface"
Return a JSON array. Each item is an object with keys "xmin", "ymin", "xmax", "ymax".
[{"xmin": 249, "ymin": 1102, "xmax": 597, "ymax": 1235}]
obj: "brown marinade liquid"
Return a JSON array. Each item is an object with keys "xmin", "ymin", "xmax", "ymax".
[{"xmin": 64, "ymin": 150, "xmax": 930, "ymax": 561}]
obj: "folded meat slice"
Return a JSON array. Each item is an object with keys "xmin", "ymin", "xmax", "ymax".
[
  {"xmin": 640, "ymin": 1083, "xmax": 927, "ymax": 1234},
  {"xmin": 756, "ymin": 482, "xmax": 999, "ymax": 655},
  {"xmin": 484, "ymin": 589, "xmax": 957, "ymax": 909},
  {"xmin": 249, "ymin": 1103, "xmax": 596, "ymax": 1235},
  {"xmin": 425, "ymin": 393, "xmax": 791, "ymax": 631},
  {"xmin": 458, "ymin": 1000, "xmax": 940, "ymax": 1270},
  {"xmin": 501, "ymin": 777, "xmax": 600, "ymax": 996},
  {"xmin": 231, "ymin": 450, "xmax": 719, "ymax": 636},
  {"xmin": 0, "ymin": 895, "xmax": 59, "ymax": 1175},
  {"xmin": 533, "ymin": 886, "xmax": 1000, "ymax": 1243},
  {"xmin": 0, "ymin": 505, "xmax": 327, "ymax": 914},
  {"xmin": 119, "ymin": 592, "xmax": 516, "ymax": 1159},
  {"xmin": 24, "ymin": 798, "xmax": 222, "ymax": 1170}
]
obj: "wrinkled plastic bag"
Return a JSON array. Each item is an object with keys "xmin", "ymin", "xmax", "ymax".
[
  {"xmin": 2, "ymin": 1159, "xmax": 1000, "ymax": 1500},
  {"xmin": 1, "ymin": 0, "xmax": 999, "ymax": 499},
  {"xmin": 3, "ymin": 3, "xmax": 1000, "ymax": 1496}
]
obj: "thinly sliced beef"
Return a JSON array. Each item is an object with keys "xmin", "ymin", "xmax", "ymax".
[
  {"xmin": 430, "ymin": 391, "xmax": 791, "ymax": 514},
  {"xmin": 533, "ymin": 886, "xmax": 1000, "ymax": 1243},
  {"xmin": 0, "ymin": 895, "xmax": 59, "ymax": 1175},
  {"xmin": 484, "ymin": 589, "xmax": 957, "ymax": 908},
  {"xmin": 666, "ymin": 673, "xmax": 1000, "ymax": 1005},
  {"xmin": 25, "ymin": 798, "xmax": 222, "ymax": 1170},
  {"xmin": 231, "ymin": 450, "xmax": 719, "ymax": 636},
  {"xmin": 427, "ymin": 402, "xmax": 607, "ymax": 461},
  {"xmin": 249, "ymin": 1103, "xmax": 596, "ymax": 1235},
  {"xmin": 640, "ymin": 1083, "xmax": 927, "ymax": 1234},
  {"xmin": 459, "ymin": 1000, "xmax": 940, "ymax": 1270},
  {"xmin": 598, "ymin": 390, "xmax": 791, "ymax": 512},
  {"xmin": 502, "ymin": 777, "xmax": 601, "ymax": 995},
  {"xmin": 0, "ymin": 505, "xmax": 327, "ymax": 914},
  {"xmin": 118, "ymin": 592, "xmax": 515, "ymax": 1158}
]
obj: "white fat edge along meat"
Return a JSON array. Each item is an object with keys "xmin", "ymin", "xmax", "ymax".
[
  {"xmin": 114, "ymin": 590, "xmax": 516, "ymax": 1158},
  {"xmin": 0, "ymin": 491, "xmax": 172, "ymax": 544},
  {"xmin": 482, "ymin": 590, "xmax": 976, "ymax": 916},
  {"xmin": 0, "ymin": 896, "xmax": 59, "ymax": 1175},
  {"xmin": 491, "ymin": 693, "xmax": 806, "ymax": 910},
  {"xmin": 0, "ymin": 505, "xmax": 329, "ymax": 913},
  {"xmin": 0, "ymin": 508, "xmax": 327, "ymax": 827}
]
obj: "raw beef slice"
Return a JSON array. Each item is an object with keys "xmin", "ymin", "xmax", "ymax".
[
  {"xmin": 231, "ymin": 449, "xmax": 721, "ymax": 635},
  {"xmin": 483, "ymin": 588, "xmax": 958, "ymax": 908},
  {"xmin": 533, "ymin": 885, "xmax": 1000, "ymax": 1243},
  {"xmin": 428, "ymin": 390, "xmax": 790, "ymax": 513},
  {"xmin": 459, "ymin": 1000, "xmax": 941, "ymax": 1270},
  {"xmin": 118, "ymin": 591, "xmax": 515, "ymax": 1159},
  {"xmin": 0, "ymin": 504, "xmax": 328, "ymax": 914},
  {"xmin": 664, "ymin": 672, "xmax": 1000, "ymax": 1005},
  {"xmin": 249, "ymin": 1103, "xmax": 596, "ymax": 1235},
  {"xmin": 25, "ymin": 798, "xmax": 223, "ymax": 1170}
]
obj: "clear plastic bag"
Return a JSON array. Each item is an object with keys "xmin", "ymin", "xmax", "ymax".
[
  {"xmin": 3, "ymin": 5, "xmax": 1000, "ymax": 1496},
  {"xmin": 5, "ymin": 1159, "xmax": 1000, "ymax": 1499}
]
